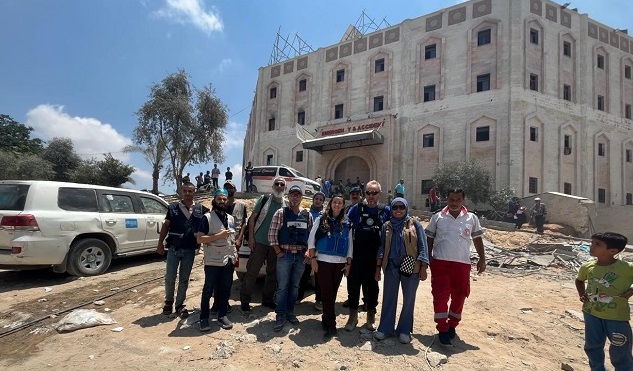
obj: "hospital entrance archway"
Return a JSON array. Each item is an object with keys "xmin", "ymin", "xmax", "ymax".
[{"xmin": 334, "ymin": 156, "xmax": 370, "ymax": 185}]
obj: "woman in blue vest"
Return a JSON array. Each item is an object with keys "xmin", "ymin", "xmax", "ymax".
[
  {"xmin": 307, "ymin": 193, "xmax": 353, "ymax": 341},
  {"xmin": 374, "ymin": 197, "xmax": 429, "ymax": 344}
]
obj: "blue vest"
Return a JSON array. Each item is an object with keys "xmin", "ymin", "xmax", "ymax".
[
  {"xmin": 166, "ymin": 202, "xmax": 204, "ymax": 250},
  {"xmin": 278, "ymin": 207, "xmax": 310, "ymax": 246},
  {"xmin": 315, "ymin": 218, "xmax": 350, "ymax": 257}
]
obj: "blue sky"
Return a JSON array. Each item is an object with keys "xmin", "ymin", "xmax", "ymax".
[{"xmin": 1, "ymin": 0, "xmax": 631, "ymax": 192}]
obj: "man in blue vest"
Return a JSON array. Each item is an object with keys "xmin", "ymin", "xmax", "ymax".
[
  {"xmin": 345, "ymin": 180, "xmax": 391, "ymax": 331},
  {"xmin": 157, "ymin": 182, "xmax": 208, "ymax": 319},
  {"xmin": 268, "ymin": 185, "xmax": 313, "ymax": 332}
]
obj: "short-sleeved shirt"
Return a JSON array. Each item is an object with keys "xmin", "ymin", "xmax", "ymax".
[
  {"xmin": 211, "ymin": 167, "xmax": 220, "ymax": 178},
  {"xmin": 225, "ymin": 171, "xmax": 233, "ymax": 180},
  {"xmin": 577, "ymin": 260, "xmax": 633, "ymax": 321},
  {"xmin": 425, "ymin": 206, "xmax": 483, "ymax": 265},
  {"xmin": 253, "ymin": 195, "xmax": 283, "ymax": 246}
]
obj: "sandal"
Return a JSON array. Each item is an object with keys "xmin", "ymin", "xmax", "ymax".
[{"xmin": 176, "ymin": 305, "xmax": 189, "ymax": 319}]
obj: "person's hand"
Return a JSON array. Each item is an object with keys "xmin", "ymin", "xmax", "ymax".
[
  {"xmin": 156, "ymin": 244, "xmax": 165, "ymax": 255},
  {"xmin": 419, "ymin": 266, "xmax": 428, "ymax": 281},
  {"xmin": 342, "ymin": 264, "xmax": 351, "ymax": 277},
  {"xmin": 375, "ymin": 268, "xmax": 381, "ymax": 282},
  {"xmin": 619, "ymin": 288, "xmax": 633, "ymax": 299},
  {"xmin": 218, "ymin": 229, "xmax": 231, "ymax": 238},
  {"xmin": 311, "ymin": 259, "xmax": 318, "ymax": 273},
  {"xmin": 235, "ymin": 237, "xmax": 242, "ymax": 248},
  {"xmin": 476, "ymin": 258, "xmax": 486, "ymax": 274},
  {"xmin": 579, "ymin": 293, "xmax": 589, "ymax": 303}
]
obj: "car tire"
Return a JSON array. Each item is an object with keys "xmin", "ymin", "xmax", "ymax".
[
  {"xmin": 236, "ymin": 272, "xmax": 246, "ymax": 281},
  {"xmin": 66, "ymin": 238, "xmax": 112, "ymax": 277}
]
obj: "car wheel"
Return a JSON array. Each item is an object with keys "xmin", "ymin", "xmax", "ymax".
[{"xmin": 66, "ymin": 238, "xmax": 112, "ymax": 277}]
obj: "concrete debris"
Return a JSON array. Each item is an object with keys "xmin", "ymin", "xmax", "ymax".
[
  {"xmin": 359, "ymin": 341, "xmax": 373, "ymax": 351},
  {"xmin": 94, "ymin": 300, "xmax": 105, "ymax": 306},
  {"xmin": 237, "ymin": 334, "xmax": 257, "ymax": 343},
  {"xmin": 561, "ymin": 363, "xmax": 574, "ymax": 371},
  {"xmin": 564, "ymin": 310, "xmax": 584, "ymax": 322},
  {"xmin": 211, "ymin": 341, "xmax": 234, "ymax": 360},
  {"xmin": 427, "ymin": 351, "xmax": 448, "ymax": 367},
  {"xmin": 37, "ymin": 298, "xmax": 48, "ymax": 303},
  {"xmin": 44, "ymin": 287, "xmax": 53, "ymax": 292},
  {"xmin": 111, "ymin": 327, "xmax": 124, "ymax": 332},
  {"xmin": 292, "ymin": 359, "xmax": 301, "ymax": 368}
]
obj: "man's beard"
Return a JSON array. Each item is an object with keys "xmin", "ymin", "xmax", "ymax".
[
  {"xmin": 212, "ymin": 200, "xmax": 227, "ymax": 211},
  {"xmin": 273, "ymin": 189, "xmax": 284, "ymax": 198}
]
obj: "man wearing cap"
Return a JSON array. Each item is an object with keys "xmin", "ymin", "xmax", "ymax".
[
  {"xmin": 197, "ymin": 188, "xmax": 237, "ymax": 331},
  {"xmin": 240, "ymin": 176, "xmax": 288, "ymax": 313},
  {"xmin": 268, "ymin": 185, "xmax": 313, "ymax": 331},
  {"xmin": 530, "ymin": 197, "xmax": 547, "ymax": 234},
  {"xmin": 345, "ymin": 186, "xmax": 363, "ymax": 214}
]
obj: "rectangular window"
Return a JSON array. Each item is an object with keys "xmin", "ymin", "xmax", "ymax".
[
  {"xmin": 530, "ymin": 28, "xmax": 539, "ymax": 45},
  {"xmin": 423, "ymin": 85, "xmax": 436, "ymax": 102},
  {"xmin": 336, "ymin": 69, "xmax": 345, "ymax": 82},
  {"xmin": 266, "ymin": 154, "xmax": 273, "ymax": 165},
  {"xmin": 476, "ymin": 74, "xmax": 491, "ymax": 92},
  {"xmin": 375, "ymin": 58, "xmax": 385, "ymax": 73},
  {"xmin": 564, "ymin": 182, "xmax": 572, "ymax": 195},
  {"xmin": 478, "ymin": 29, "xmax": 491, "ymax": 46},
  {"xmin": 597, "ymin": 95, "xmax": 605, "ymax": 111},
  {"xmin": 563, "ymin": 41, "xmax": 571, "ymax": 57},
  {"xmin": 626, "ymin": 66, "xmax": 632, "ymax": 79},
  {"xmin": 529, "ymin": 74, "xmax": 538, "ymax": 91},
  {"xmin": 295, "ymin": 150, "xmax": 304, "ymax": 162},
  {"xmin": 99, "ymin": 194, "xmax": 134, "ymax": 213},
  {"xmin": 425, "ymin": 44, "xmax": 437, "ymax": 60},
  {"xmin": 299, "ymin": 79, "xmax": 307, "ymax": 91},
  {"xmin": 58, "ymin": 188, "xmax": 98, "ymax": 212},
  {"xmin": 597, "ymin": 55, "xmax": 605, "ymax": 69},
  {"xmin": 373, "ymin": 96, "xmax": 384, "ymax": 112},
  {"xmin": 626, "ymin": 104, "xmax": 632, "ymax": 120},
  {"xmin": 626, "ymin": 149, "xmax": 632, "ymax": 163},
  {"xmin": 598, "ymin": 143, "xmax": 605, "ymax": 156},
  {"xmin": 268, "ymin": 118, "xmax": 275, "ymax": 131},
  {"xmin": 476, "ymin": 126, "xmax": 490, "ymax": 142},
  {"xmin": 422, "ymin": 133, "xmax": 435, "ymax": 148},
  {"xmin": 598, "ymin": 188, "xmax": 606, "ymax": 203},
  {"xmin": 563, "ymin": 84, "xmax": 571, "ymax": 101},
  {"xmin": 564, "ymin": 134, "xmax": 572, "ymax": 155},
  {"xmin": 627, "ymin": 193, "xmax": 633, "ymax": 205},
  {"xmin": 530, "ymin": 126, "xmax": 538, "ymax": 142},
  {"xmin": 529, "ymin": 177, "xmax": 538, "ymax": 194},
  {"xmin": 270, "ymin": 87, "xmax": 277, "ymax": 99},
  {"xmin": 297, "ymin": 111, "xmax": 305, "ymax": 125},
  {"xmin": 334, "ymin": 104, "xmax": 344, "ymax": 119}
]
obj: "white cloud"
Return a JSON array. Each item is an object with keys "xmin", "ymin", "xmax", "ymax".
[
  {"xmin": 223, "ymin": 120, "xmax": 245, "ymax": 150},
  {"xmin": 154, "ymin": 0, "xmax": 223, "ymax": 35},
  {"xmin": 133, "ymin": 167, "xmax": 153, "ymax": 180},
  {"xmin": 217, "ymin": 58, "xmax": 232, "ymax": 73},
  {"xmin": 25, "ymin": 104, "xmax": 133, "ymax": 161}
]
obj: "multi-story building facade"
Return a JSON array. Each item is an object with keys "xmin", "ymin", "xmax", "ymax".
[{"xmin": 243, "ymin": 0, "xmax": 633, "ymax": 209}]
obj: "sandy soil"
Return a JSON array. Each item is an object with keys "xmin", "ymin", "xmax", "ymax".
[{"xmin": 0, "ymin": 228, "xmax": 607, "ymax": 371}]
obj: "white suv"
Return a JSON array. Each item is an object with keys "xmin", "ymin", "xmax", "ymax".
[
  {"xmin": 249, "ymin": 165, "xmax": 321, "ymax": 196},
  {"xmin": 0, "ymin": 180, "xmax": 168, "ymax": 276}
]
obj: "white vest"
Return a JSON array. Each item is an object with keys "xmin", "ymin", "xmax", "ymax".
[{"xmin": 202, "ymin": 211, "xmax": 237, "ymax": 267}]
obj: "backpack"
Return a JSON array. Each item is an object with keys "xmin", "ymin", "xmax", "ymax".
[{"xmin": 243, "ymin": 194, "xmax": 270, "ymax": 245}]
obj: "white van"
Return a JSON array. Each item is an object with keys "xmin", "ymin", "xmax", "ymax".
[
  {"xmin": 250, "ymin": 165, "xmax": 321, "ymax": 196},
  {"xmin": 0, "ymin": 180, "xmax": 168, "ymax": 276}
]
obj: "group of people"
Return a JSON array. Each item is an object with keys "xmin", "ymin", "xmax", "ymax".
[
  {"xmin": 505, "ymin": 196, "xmax": 547, "ymax": 232},
  {"xmin": 321, "ymin": 177, "xmax": 365, "ymax": 199}
]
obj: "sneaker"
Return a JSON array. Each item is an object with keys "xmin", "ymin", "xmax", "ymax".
[
  {"xmin": 239, "ymin": 303, "xmax": 252, "ymax": 315},
  {"xmin": 314, "ymin": 301, "xmax": 323, "ymax": 311},
  {"xmin": 287, "ymin": 313, "xmax": 300, "ymax": 325},
  {"xmin": 373, "ymin": 331, "xmax": 386, "ymax": 341},
  {"xmin": 448, "ymin": 326, "xmax": 456, "ymax": 340},
  {"xmin": 199, "ymin": 319, "xmax": 211, "ymax": 332},
  {"xmin": 323, "ymin": 327, "xmax": 337, "ymax": 341},
  {"xmin": 273, "ymin": 317, "xmax": 287, "ymax": 332},
  {"xmin": 162, "ymin": 302, "xmax": 173, "ymax": 315},
  {"xmin": 262, "ymin": 301, "xmax": 277, "ymax": 310},
  {"xmin": 398, "ymin": 333, "xmax": 411, "ymax": 344},
  {"xmin": 218, "ymin": 316, "xmax": 233, "ymax": 330},
  {"xmin": 175, "ymin": 305, "xmax": 189, "ymax": 319},
  {"xmin": 438, "ymin": 331, "xmax": 452, "ymax": 345}
]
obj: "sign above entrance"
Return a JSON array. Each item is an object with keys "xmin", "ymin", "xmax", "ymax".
[
  {"xmin": 319, "ymin": 116, "xmax": 387, "ymax": 138},
  {"xmin": 301, "ymin": 129, "xmax": 384, "ymax": 153}
]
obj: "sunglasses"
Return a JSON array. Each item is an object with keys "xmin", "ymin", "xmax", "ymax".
[
  {"xmin": 392, "ymin": 205, "xmax": 406, "ymax": 211},
  {"xmin": 273, "ymin": 182, "xmax": 285, "ymax": 187},
  {"xmin": 365, "ymin": 191, "xmax": 380, "ymax": 196}
]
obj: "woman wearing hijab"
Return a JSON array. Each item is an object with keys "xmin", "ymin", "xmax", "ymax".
[
  {"xmin": 307, "ymin": 193, "xmax": 353, "ymax": 341},
  {"xmin": 374, "ymin": 197, "xmax": 429, "ymax": 344}
]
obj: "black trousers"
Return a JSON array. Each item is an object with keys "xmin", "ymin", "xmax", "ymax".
[{"xmin": 346, "ymin": 258, "xmax": 378, "ymax": 312}]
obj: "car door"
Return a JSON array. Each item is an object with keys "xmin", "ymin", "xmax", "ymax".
[
  {"xmin": 138, "ymin": 195, "xmax": 168, "ymax": 247},
  {"xmin": 96, "ymin": 190, "xmax": 147, "ymax": 252}
]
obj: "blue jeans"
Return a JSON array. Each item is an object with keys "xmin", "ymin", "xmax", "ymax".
[
  {"xmin": 584, "ymin": 312, "xmax": 633, "ymax": 371},
  {"xmin": 200, "ymin": 262, "xmax": 234, "ymax": 320},
  {"xmin": 164, "ymin": 248, "xmax": 196, "ymax": 308},
  {"xmin": 377, "ymin": 264, "xmax": 420, "ymax": 335},
  {"xmin": 275, "ymin": 251, "xmax": 305, "ymax": 319}
]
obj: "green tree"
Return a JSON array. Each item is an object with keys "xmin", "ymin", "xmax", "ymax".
[
  {"xmin": 134, "ymin": 69, "xmax": 228, "ymax": 194},
  {"xmin": 0, "ymin": 114, "xmax": 44, "ymax": 154},
  {"xmin": 0, "ymin": 151, "xmax": 54, "ymax": 180},
  {"xmin": 70, "ymin": 154, "xmax": 135, "ymax": 187},
  {"xmin": 433, "ymin": 160, "xmax": 493, "ymax": 204},
  {"xmin": 41, "ymin": 137, "xmax": 82, "ymax": 181},
  {"xmin": 488, "ymin": 187, "xmax": 517, "ymax": 212}
]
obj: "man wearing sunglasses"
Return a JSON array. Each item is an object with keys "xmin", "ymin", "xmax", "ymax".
[
  {"xmin": 344, "ymin": 180, "xmax": 391, "ymax": 332},
  {"xmin": 239, "ymin": 176, "xmax": 288, "ymax": 314}
]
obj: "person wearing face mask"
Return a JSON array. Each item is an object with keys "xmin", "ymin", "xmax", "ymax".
[
  {"xmin": 239, "ymin": 177, "xmax": 288, "ymax": 314},
  {"xmin": 197, "ymin": 189, "xmax": 237, "ymax": 331},
  {"xmin": 373, "ymin": 198, "xmax": 429, "ymax": 344},
  {"xmin": 298, "ymin": 192, "xmax": 325, "ymax": 310},
  {"xmin": 268, "ymin": 185, "xmax": 313, "ymax": 332}
]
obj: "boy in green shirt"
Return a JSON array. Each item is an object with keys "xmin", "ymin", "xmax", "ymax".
[{"xmin": 576, "ymin": 232, "xmax": 633, "ymax": 371}]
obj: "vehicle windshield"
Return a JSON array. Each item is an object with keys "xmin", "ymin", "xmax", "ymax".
[
  {"xmin": 0, "ymin": 184, "xmax": 30, "ymax": 211},
  {"xmin": 292, "ymin": 169, "xmax": 306, "ymax": 178}
]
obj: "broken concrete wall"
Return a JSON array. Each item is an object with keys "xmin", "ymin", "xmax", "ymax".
[
  {"xmin": 523, "ymin": 192, "xmax": 596, "ymax": 238},
  {"xmin": 593, "ymin": 205, "xmax": 633, "ymax": 243}
]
